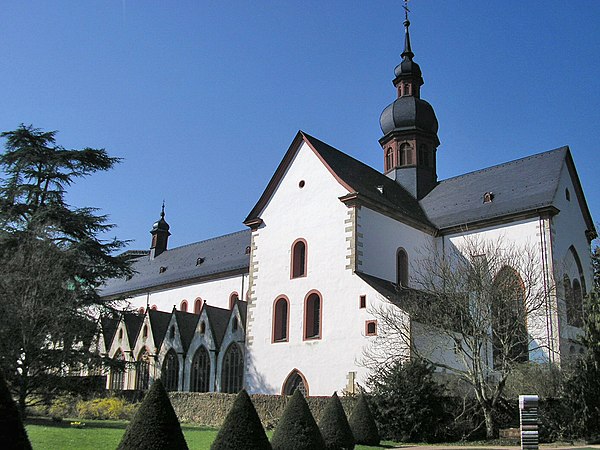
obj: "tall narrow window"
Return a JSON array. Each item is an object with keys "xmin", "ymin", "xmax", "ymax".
[
  {"xmin": 180, "ymin": 300, "xmax": 188, "ymax": 312},
  {"xmin": 161, "ymin": 349, "xmax": 179, "ymax": 391},
  {"xmin": 221, "ymin": 343, "xmax": 243, "ymax": 394},
  {"xmin": 398, "ymin": 143, "xmax": 412, "ymax": 166},
  {"xmin": 396, "ymin": 248, "xmax": 408, "ymax": 287},
  {"xmin": 304, "ymin": 292, "xmax": 322, "ymax": 340},
  {"xmin": 135, "ymin": 348, "xmax": 150, "ymax": 390},
  {"xmin": 273, "ymin": 297, "xmax": 289, "ymax": 342},
  {"xmin": 190, "ymin": 346, "xmax": 210, "ymax": 392},
  {"xmin": 229, "ymin": 292, "xmax": 239, "ymax": 310},
  {"xmin": 385, "ymin": 148, "xmax": 393, "ymax": 171},
  {"xmin": 194, "ymin": 298, "xmax": 202, "ymax": 314},
  {"xmin": 110, "ymin": 350, "xmax": 125, "ymax": 391},
  {"xmin": 291, "ymin": 239, "xmax": 307, "ymax": 278},
  {"xmin": 564, "ymin": 275, "xmax": 575, "ymax": 325},
  {"xmin": 572, "ymin": 279, "xmax": 583, "ymax": 327}
]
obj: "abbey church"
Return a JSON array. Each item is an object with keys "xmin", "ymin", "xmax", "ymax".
[{"xmin": 97, "ymin": 17, "xmax": 595, "ymax": 397}]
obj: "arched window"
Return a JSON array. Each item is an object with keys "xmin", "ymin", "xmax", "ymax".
[
  {"xmin": 229, "ymin": 292, "xmax": 239, "ymax": 310},
  {"xmin": 232, "ymin": 317, "xmax": 238, "ymax": 332},
  {"xmin": 398, "ymin": 143, "xmax": 412, "ymax": 166},
  {"xmin": 564, "ymin": 275, "xmax": 576, "ymax": 325},
  {"xmin": 169, "ymin": 325, "xmax": 175, "ymax": 340},
  {"xmin": 135, "ymin": 348, "xmax": 150, "ymax": 390},
  {"xmin": 385, "ymin": 147, "xmax": 394, "ymax": 171},
  {"xmin": 221, "ymin": 344, "xmax": 243, "ymax": 394},
  {"xmin": 142, "ymin": 324, "xmax": 148, "ymax": 339},
  {"xmin": 180, "ymin": 300, "xmax": 188, "ymax": 312},
  {"xmin": 282, "ymin": 369, "xmax": 308, "ymax": 396},
  {"xmin": 492, "ymin": 267, "xmax": 528, "ymax": 368},
  {"xmin": 161, "ymin": 349, "xmax": 179, "ymax": 391},
  {"xmin": 200, "ymin": 321, "xmax": 206, "ymax": 334},
  {"xmin": 110, "ymin": 350, "xmax": 125, "ymax": 391},
  {"xmin": 194, "ymin": 298, "xmax": 202, "ymax": 314},
  {"xmin": 273, "ymin": 297, "xmax": 289, "ymax": 342},
  {"xmin": 291, "ymin": 239, "xmax": 307, "ymax": 278},
  {"xmin": 304, "ymin": 292, "xmax": 322, "ymax": 340},
  {"xmin": 396, "ymin": 248, "xmax": 408, "ymax": 287},
  {"xmin": 572, "ymin": 279, "xmax": 583, "ymax": 327},
  {"xmin": 138, "ymin": 307, "xmax": 145, "ymax": 314},
  {"xmin": 151, "ymin": 304, "xmax": 157, "ymax": 311},
  {"xmin": 190, "ymin": 346, "xmax": 210, "ymax": 392}
]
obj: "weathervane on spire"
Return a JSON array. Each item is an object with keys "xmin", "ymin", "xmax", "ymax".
[
  {"xmin": 402, "ymin": 0, "xmax": 410, "ymax": 22},
  {"xmin": 161, "ymin": 200, "xmax": 165, "ymax": 218}
]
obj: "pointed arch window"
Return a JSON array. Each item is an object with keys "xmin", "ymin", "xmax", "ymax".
[
  {"xmin": 110, "ymin": 350, "xmax": 125, "ymax": 391},
  {"xmin": 135, "ymin": 348, "xmax": 150, "ymax": 390},
  {"xmin": 221, "ymin": 343, "xmax": 243, "ymax": 394},
  {"xmin": 273, "ymin": 297, "xmax": 289, "ymax": 342},
  {"xmin": 492, "ymin": 267, "xmax": 528, "ymax": 368},
  {"xmin": 572, "ymin": 279, "xmax": 583, "ymax": 327},
  {"xmin": 396, "ymin": 248, "xmax": 409, "ymax": 287},
  {"xmin": 304, "ymin": 291, "xmax": 322, "ymax": 340},
  {"xmin": 190, "ymin": 346, "xmax": 210, "ymax": 392},
  {"xmin": 564, "ymin": 274, "xmax": 576, "ymax": 325},
  {"xmin": 161, "ymin": 349, "xmax": 179, "ymax": 391},
  {"xmin": 282, "ymin": 369, "xmax": 308, "ymax": 396},
  {"xmin": 291, "ymin": 239, "xmax": 307, "ymax": 278}
]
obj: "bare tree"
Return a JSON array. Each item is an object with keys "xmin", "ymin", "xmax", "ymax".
[{"xmin": 364, "ymin": 236, "xmax": 553, "ymax": 438}]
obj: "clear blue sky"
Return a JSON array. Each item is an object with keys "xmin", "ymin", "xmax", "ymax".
[{"xmin": 2, "ymin": 1, "xmax": 599, "ymax": 250}]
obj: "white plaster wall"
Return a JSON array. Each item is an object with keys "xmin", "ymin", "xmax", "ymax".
[
  {"xmin": 124, "ymin": 274, "xmax": 249, "ymax": 313},
  {"xmin": 245, "ymin": 141, "xmax": 393, "ymax": 396},
  {"xmin": 358, "ymin": 207, "xmax": 435, "ymax": 285}
]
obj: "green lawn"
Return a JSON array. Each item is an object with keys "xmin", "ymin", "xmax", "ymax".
[{"xmin": 25, "ymin": 418, "xmax": 397, "ymax": 450}]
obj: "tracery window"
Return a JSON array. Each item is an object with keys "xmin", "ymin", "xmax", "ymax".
[
  {"xmin": 190, "ymin": 346, "xmax": 210, "ymax": 392},
  {"xmin": 221, "ymin": 344, "xmax": 243, "ymax": 394},
  {"xmin": 161, "ymin": 349, "xmax": 179, "ymax": 391},
  {"xmin": 283, "ymin": 370, "xmax": 308, "ymax": 396},
  {"xmin": 135, "ymin": 348, "xmax": 150, "ymax": 390},
  {"xmin": 273, "ymin": 297, "xmax": 289, "ymax": 342},
  {"xmin": 304, "ymin": 292, "xmax": 321, "ymax": 340}
]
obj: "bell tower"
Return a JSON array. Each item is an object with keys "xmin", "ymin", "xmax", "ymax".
[
  {"xmin": 379, "ymin": 8, "xmax": 440, "ymax": 199},
  {"xmin": 150, "ymin": 202, "xmax": 171, "ymax": 259}
]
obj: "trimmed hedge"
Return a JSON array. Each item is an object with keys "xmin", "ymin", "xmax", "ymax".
[
  {"xmin": 348, "ymin": 395, "xmax": 380, "ymax": 446},
  {"xmin": 319, "ymin": 392, "xmax": 355, "ymax": 450},
  {"xmin": 271, "ymin": 389, "xmax": 326, "ymax": 450},
  {"xmin": 117, "ymin": 380, "xmax": 188, "ymax": 450},
  {"xmin": 0, "ymin": 370, "xmax": 32, "ymax": 450},
  {"xmin": 211, "ymin": 390, "xmax": 271, "ymax": 450}
]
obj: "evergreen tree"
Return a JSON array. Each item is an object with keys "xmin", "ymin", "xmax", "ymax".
[
  {"xmin": 318, "ymin": 392, "xmax": 354, "ymax": 450},
  {"xmin": 368, "ymin": 359, "xmax": 445, "ymax": 442},
  {"xmin": 117, "ymin": 379, "xmax": 188, "ymax": 450},
  {"xmin": 348, "ymin": 394, "xmax": 380, "ymax": 446},
  {"xmin": 0, "ymin": 125, "xmax": 131, "ymax": 415},
  {"xmin": 564, "ymin": 291, "xmax": 600, "ymax": 439},
  {"xmin": 211, "ymin": 390, "xmax": 271, "ymax": 450},
  {"xmin": 0, "ymin": 370, "xmax": 32, "ymax": 450},
  {"xmin": 271, "ymin": 389, "xmax": 326, "ymax": 450}
]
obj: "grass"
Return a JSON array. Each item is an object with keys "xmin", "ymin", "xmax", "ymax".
[{"xmin": 25, "ymin": 417, "xmax": 398, "ymax": 449}]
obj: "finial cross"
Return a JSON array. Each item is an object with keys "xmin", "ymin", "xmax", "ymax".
[{"xmin": 402, "ymin": 0, "xmax": 410, "ymax": 21}]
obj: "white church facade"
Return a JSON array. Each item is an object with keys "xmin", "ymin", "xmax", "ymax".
[{"xmin": 98, "ymin": 18, "xmax": 595, "ymax": 397}]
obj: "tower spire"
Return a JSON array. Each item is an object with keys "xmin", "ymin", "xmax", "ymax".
[
  {"xmin": 402, "ymin": 0, "xmax": 414, "ymax": 59},
  {"xmin": 150, "ymin": 202, "xmax": 171, "ymax": 259}
]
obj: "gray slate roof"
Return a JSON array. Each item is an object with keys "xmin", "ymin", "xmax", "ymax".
[
  {"xmin": 100, "ymin": 317, "xmax": 118, "ymax": 351},
  {"xmin": 174, "ymin": 310, "xmax": 200, "ymax": 352},
  {"xmin": 148, "ymin": 309, "xmax": 172, "ymax": 350},
  {"xmin": 420, "ymin": 147, "xmax": 567, "ymax": 229},
  {"xmin": 204, "ymin": 304, "xmax": 231, "ymax": 350},
  {"xmin": 101, "ymin": 230, "xmax": 251, "ymax": 298},
  {"xmin": 123, "ymin": 313, "xmax": 144, "ymax": 349}
]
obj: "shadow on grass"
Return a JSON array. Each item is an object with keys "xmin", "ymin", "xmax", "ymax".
[{"xmin": 25, "ymin": 417, "xmax": 129, "ymax": 430}]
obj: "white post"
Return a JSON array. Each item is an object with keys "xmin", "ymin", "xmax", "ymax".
[{"xmin": 519, "ymin": 394, "xmax": 539, "ymax": 450}]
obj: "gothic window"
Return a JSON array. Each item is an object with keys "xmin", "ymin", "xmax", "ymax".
[
  {"xmin": 190, "ymin": 346, "xmax": 210, "ymax": 392},
  {"xmin": 110, "ymin": 350, "xmax": 125, "ymax": 391},
  {"xmin": 221, "ymin": 343, "xmax": 243, "ymax": 394},
  {"xmin": 273, "ymin": 297, "xmax": 289, "ymax": 342},
  {"xmin": 229, "ymin": 292, "xmax": 239, "ymax": 309},
  {"xmin": 564, "ymin": 275, "xmax": 576, "ymax": 325},
  {"xmin": 291, "ymin": 239, "xmax": 307, "ymax": 278},
  {"xmin": 180, "ymin": 300, "xmax": 188, "ymax": 312},
  {"xmin": 385, "ymin": 147, "xmax": 394, "ymax": 171},
  {"xmin": 161, "ymin": 349, "xmax": 179, "ymax": 391},
  {"xmin": 135, "ymin": 348, "xmax": 150, "ymax": 390},
  {"xmin": 194, "ymin": 298, "xmax": 202, "ymax": 314},
  {"xmin": 304, "ymin": 292, "xmax": 321, "ymax": 340},
  {"xmin": 572, "ymin": 279, "xmax": 583, "ymax": 327},
  {"xmin": 398, "ymin": 143, "xmax": 412, "ymax": 166},
  {"xmin": 282, "ymin": 370, "xmax": 308, "ymax": 396},
  {"xmin": 396, "ymin": 248, "xmax": 409, "ymax": 287},
  {"xmin": 492, "ymin": 267, "xmax": 528, "ymax": 368}
]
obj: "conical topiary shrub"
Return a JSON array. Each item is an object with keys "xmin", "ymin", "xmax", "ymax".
[
  {"xmin": 271, "ymin": 389, "xmax": 326, "ymax": 450},
  {"xmin": 211, "ymin": 389, "xmax": 271, "ymax": 450},
  {"xmin": 0, "ymin": 370, "xmax": 32, "ymax": 450},
  {"xmin": 348, "ymin": 394, "xmax": 380, "ymax": 446},
  {"xmin": 117, "ymin": 379, "xmax": 188, "ymax": 450},
  {"xmin": 318, "ymin": 392, "xmax": 355, "ymax": 450}
]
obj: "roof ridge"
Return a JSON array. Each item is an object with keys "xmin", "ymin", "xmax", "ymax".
[
  {"xmin": 138, "ymin": 229, "xmax": 250, "ymax": 254},
  {"xmin": 437, "ymin": 146, "xmax": 568, "ymax": 184}
]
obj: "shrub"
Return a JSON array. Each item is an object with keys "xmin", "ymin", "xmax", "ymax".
[
  {"xmin": 318, "ymin": 392, "xmax": 354, "ymax": 450},
  {"xmin": 368, "ymin": 359, "xmax": 445, "ymax": 442},
  {"xmin": 348, "ymin": 394, "xmax": 379, "ymax": 446},
  {"xmin": 211, "ymin": 390, "xmax": 271, "ymax": 450},
  {"xmin": 271, "ymin": 389, "xmax": 326, "ymax": 450},
  {"xmin": 76, "ymin": 396, "xmax": 137, "ymax": 420},
  {"xmin": 0, "ymin": 369, "xmax": 32, "ymax": 450},
  {"xmin": 117, "ymin": 379, "xmax": 188, "ymax": 450}
]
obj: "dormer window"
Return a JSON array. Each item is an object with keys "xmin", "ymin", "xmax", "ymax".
[
  {"xmin": 245, "ymin": 246, "xmax": 251, "ymax": 255},
  {"xmin": 196, "ymin": 257, "xmax": 205, "ymax": 266},
  {"xmin": 159, "ymin": 266, "xmax": 167, "ymax": 273},
  {"xmin": 483, "ymin": 192, "xmax": 494, "ymax": 203}
]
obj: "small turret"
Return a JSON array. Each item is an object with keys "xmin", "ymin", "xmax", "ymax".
[{"xmin": 150, "ymin": 202, "xmax": 170, "ymax": 259}]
